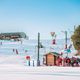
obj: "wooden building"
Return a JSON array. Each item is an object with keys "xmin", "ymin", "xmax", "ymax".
[{"xmin": 43, "ymin": 52, "xmax": 60, "ymax": 66}]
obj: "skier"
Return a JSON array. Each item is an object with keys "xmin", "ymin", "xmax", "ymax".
[{"xmin": 16, "ymin": 49, "xmax": 18, "ymax": 54}]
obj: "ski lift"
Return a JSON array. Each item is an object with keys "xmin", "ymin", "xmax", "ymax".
[{"xmin": 50, "ymin": 32, "xmax": 56, "ymax": 45}]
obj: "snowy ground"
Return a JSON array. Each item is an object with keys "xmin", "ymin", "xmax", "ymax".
[{"xmin": 0, "ymin": 55, "xmax": 80, "ymax": 80}]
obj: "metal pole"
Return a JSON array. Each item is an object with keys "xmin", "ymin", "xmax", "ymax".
[
  {"xmin": 65, "ymin": 31, "xmax": 67, "ymax": 49},
  {"xmin": 74, "ymin": 25, "xmax": 76, "ymax": 31},
  {"xmin": 65, "ymin": 31, "xmax": 68, "ymax": 57},
  {"xmin": 37, "ymin": 32, "xmax": 40, "ymax": 66},
  {"xmin": 33, "ymin": 60, "xmax": 34, "ymax": 67}
]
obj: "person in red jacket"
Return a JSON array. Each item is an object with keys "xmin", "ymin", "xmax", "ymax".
[{"xmin": 56, "ymin": 56, "xmax": 62, "ymax": 66}]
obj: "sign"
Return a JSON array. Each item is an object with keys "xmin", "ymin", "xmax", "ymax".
[
  {"xmin": 64, "ymin": 49, "xmax": 71, "ymax": 53},
  {"xmin": 26, "ymin": 56, "xmax": 30, "ymax": 60},
  {"xmin": 50, "ymin": 32, "xmax": 55, "ymax": 37}
]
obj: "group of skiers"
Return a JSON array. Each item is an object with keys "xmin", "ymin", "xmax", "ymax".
[
  {"xmin": 13, "ymin": 49, "xmax": 19, "ymax": 54},
  {"xmin": 56, "ymin": 56, "xmax": 80, "ymax": 67}
]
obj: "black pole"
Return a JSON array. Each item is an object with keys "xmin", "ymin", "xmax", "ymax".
[
  {"xmin": 37, "ymin": 32, "xmax": 40, "ymax": 66},
  {"xmin": 28, "ymin": 60, "xmax": 30, "ymax": 66}
]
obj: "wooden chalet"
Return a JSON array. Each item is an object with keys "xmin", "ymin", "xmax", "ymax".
[{"xmin": 43, "ymin": 52, "xmax": 60, "ymax": 66}]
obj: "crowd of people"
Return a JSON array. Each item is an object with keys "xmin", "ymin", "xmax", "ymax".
[{"xmin": 56, "ymin": 56, "xmax": 80, "ymax": 67}]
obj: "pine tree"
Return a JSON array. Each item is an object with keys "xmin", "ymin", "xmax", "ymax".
[{"xmin": 71, "ymin": 25, "xmax": 80, "ymax": 55}]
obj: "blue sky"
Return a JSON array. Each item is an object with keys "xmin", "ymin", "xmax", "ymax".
[{"xmin": 0, "ymin": 0, "xmax": 80, "ymax": 39}]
